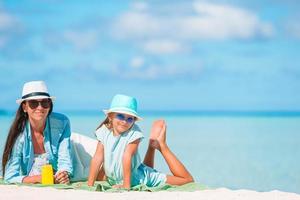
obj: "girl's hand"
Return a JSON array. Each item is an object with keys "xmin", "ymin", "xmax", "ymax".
[
  {"xmin": 54, "ymin": 171, "xmax": 70, "ymax": 184},
  {"xmin": 112, "ymin": 184, "xmax": 130, "ymax": 190}
]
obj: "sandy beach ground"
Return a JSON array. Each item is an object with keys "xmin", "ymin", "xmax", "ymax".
[{"xmin": 1, "ymin": 184, "xmax": 300, "ymax": 200}]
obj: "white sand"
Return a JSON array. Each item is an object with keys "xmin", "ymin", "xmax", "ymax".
[{"xmin": 1, "ymin": 185, "xmax": 300, "ymax": 200}]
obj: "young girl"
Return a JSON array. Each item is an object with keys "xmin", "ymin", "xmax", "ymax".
[{"xmin": 87, "ymin": 94, "xmax": 193, "ymax": 189}]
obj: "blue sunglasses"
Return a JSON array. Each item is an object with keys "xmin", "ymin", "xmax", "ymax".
[{"xmin": 115, "ymin": 113, "xmax": 135, "ymax": 124}]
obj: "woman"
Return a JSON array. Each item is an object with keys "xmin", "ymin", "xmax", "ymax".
[{"xmin": 1, "ymin": 81, "xmax": 73, "ymax": 184}]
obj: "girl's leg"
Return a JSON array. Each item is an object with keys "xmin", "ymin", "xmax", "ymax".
[
  {"xmin": 143, "ymin": 144, "xmax": 155, "ymax": 168},
  {"xmin": 143, "ymin": 121, "xmax": 163, "ymax": 168},
  {"xmin": 149, "ymin": 120, "xmax": 194, "ymax": 185}
]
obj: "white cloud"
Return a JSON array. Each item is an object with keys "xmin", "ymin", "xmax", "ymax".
[
  {"xmin": 130, "ymin": 56, "xmax": 145, "ymax": 68},
  {"xmin": 0, "ymin": 11, "xmax": 21, "ymax": 48},
  {"xmin": 111, "ymin": 62, "xmax": 202, "ymax": 80},
  {"xmin": 112, "ymin": 1, "xmax": 273, "ymax": 40},
  {"xmin": 136, "ymin": 65, "xmax": 201, "ymax": 80},
  {"xmin": 143, "ymin": 40, "xmax": 186, "ymax": 54},
  {"xmin": 63, "ymin": 30, "xmax": 99, "ymax": 51},
  {"xmin": 113, "ymin": 12, "xmax": 161, "ymax": 38},
  {"xmin": 0, "ymin": 11, "xmax": 16, "ymax": 30},
  {"xmin": 286, "ymin": 21, "xmax": 300, "ymax": 39},
  {"xmin": 0, "ymin": 36, "xmax": 7, "ymax": 48},
  {"xmin": 131, "ymin": 2, "xmax": 149, "ymax": 12},
  {"xmin": 186, "ymin": 1, "xmax": 273, "ymax": 39}
]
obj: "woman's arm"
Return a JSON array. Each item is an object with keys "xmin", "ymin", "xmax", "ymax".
[
  {"xmin": 117, "ymin": 139, "xmax": 140, "ymax": 189},
  {"xmin": 4, "ymin": 136, "xmax": 28, "ymax": 183},
  {"xmin": 56, "ymin": 118, "xmax": 73, "ymax": 177},
  {"xmin": 87, "ymin": 142, "xmax": 104, "ymax": 186}
]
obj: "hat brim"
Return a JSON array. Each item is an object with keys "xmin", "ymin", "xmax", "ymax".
[
  {"xmin": 103, "ymin": 109, "xmax": 143, "ymax": 121},
  {"xmin": 16, "ymin": 96, "xmax": 56, "ymax": 104}
]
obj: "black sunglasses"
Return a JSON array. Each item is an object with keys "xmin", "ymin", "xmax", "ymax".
[{"xmin": 27, "ymin": 99, "xmax": 51, "ymax": 109}]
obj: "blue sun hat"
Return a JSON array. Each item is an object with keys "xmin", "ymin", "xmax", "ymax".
[{"xmin": 103, "ymin": 94, "xmax": 142, "ymax": 120}]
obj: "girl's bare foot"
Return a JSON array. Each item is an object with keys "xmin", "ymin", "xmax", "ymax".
[{"xmin": 149, "ymin": 120, "xmax": 167, "ymax": 151}]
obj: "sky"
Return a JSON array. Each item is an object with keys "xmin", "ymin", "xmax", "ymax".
[{"xmin": 0, "ymin": 0, "xmax": 300, "ymax": 111}]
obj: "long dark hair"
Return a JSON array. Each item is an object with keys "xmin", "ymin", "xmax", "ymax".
[{"xmin": 1, "ymin": 100, "xmax": 53, "ymax": 176}]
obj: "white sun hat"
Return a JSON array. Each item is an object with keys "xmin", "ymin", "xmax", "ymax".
[{"xmin": 16, "ymin": 81, "xmax": 56, "ymax": 104}]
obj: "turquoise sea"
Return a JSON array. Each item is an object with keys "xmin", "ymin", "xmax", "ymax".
[{"xmin": 0, "ymin": 111, "xmax": 300, "ymax": 194}]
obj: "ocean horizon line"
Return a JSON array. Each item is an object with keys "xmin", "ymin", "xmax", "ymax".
[{"xmin": 1, "ymin": 109, "xmax": 300, "ymax": 117}]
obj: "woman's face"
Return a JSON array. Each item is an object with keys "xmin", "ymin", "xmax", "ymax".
[
  {"xmin": 109, "ymin": 113, "xmax": 136, "ymax": 135},
  {"xmin": 22, "ymin": 98, "xmax": 51, "ymax": 122}
]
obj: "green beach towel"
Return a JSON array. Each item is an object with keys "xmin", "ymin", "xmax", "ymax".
[
  {"xmin": 0, "ymin": 133, "xmax": 206, "ymax": 192},
  {"xmin": 0, "ymin": 178, "xmax": 206, "ymax": 192}
]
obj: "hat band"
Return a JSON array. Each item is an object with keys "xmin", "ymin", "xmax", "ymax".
[{"xmin": 22, "ymin": 92, "xmax": 50, "ymax": 99}]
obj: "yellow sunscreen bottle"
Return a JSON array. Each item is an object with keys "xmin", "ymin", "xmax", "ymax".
[{"xmin": 41, "ymin": 164, "xmax": 54, "ymax": 185}]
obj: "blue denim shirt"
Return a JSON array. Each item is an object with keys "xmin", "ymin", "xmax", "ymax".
[{"xmin": 4, "ymin": 112, "xmax": 73, "ymax": 183}]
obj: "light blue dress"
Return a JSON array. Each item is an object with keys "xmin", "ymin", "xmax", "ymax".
[
  {"xmin": 95, "ymin": 124, "xmax": 166, "ymax": 187},
  {"xmin": 4, "ymin": 112, "xmax": 73, "ymax": 183}
]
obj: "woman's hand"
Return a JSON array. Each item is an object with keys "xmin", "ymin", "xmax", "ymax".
[
  {"xmin": 54, "ymin": 171, "xmax": 70, "ymax": 184},
  {"xmin": 22, "ymin": 175, "xmax": 42, "ymax": 184}
]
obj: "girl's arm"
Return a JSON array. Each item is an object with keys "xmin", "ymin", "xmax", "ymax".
[
  {"xmin": 118, "ymin": 139, "xmax": 140, "ymax": 189},
  {"xmin": 87, "ymin": 142, "xmax": 104, "ymax": 186}
]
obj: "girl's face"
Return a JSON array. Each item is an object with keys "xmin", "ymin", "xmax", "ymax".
[
  {"xmin": 22, "ymin": 98, "xmax": 51, "ymax": 123},
  {"xmin": 109, "ymin": 113, "xmax": 136, "ymax": 135}
]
